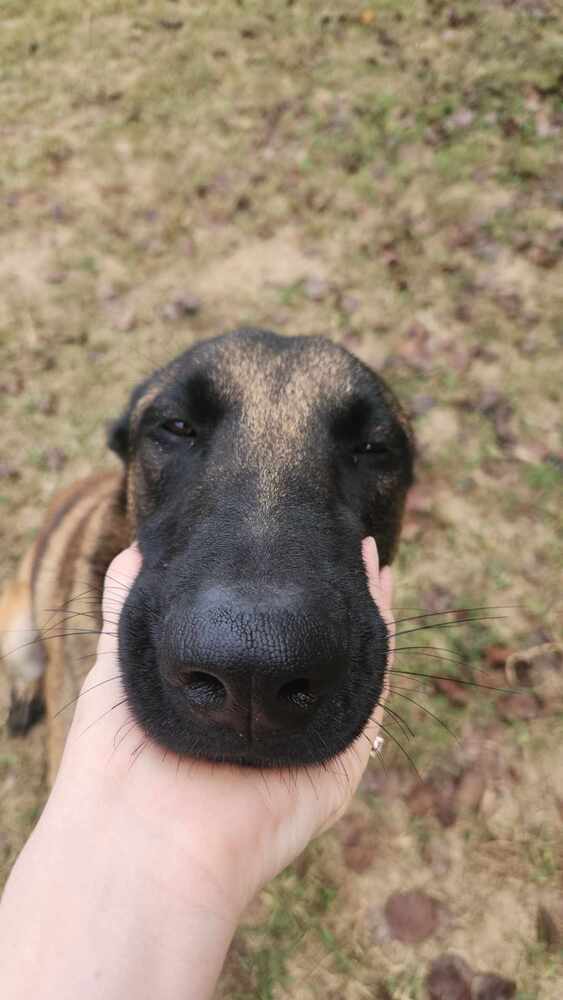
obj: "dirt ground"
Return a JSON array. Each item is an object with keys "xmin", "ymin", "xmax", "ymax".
[{"xmin": 1, "ymin": 2, "xmax": 562, "ymax": 997}]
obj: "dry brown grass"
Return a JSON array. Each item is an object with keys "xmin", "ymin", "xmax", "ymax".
[{"xmin": 1, "ymin": 2, "xmax": 562, "ymax": 996}]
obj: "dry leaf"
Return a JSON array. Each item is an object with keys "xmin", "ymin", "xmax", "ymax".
[
  {"xmin": 425, "ymin": 954, "xmax": 472, "ymax": 1000},
  {"xmin": 385, "ymin": 890, "xmax": 441, "ymax": 943}
]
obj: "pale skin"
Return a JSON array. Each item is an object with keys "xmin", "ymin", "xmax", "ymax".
[{"xmin": 0, "ymin": 537, "xmax": 394, "ymax": 1000}]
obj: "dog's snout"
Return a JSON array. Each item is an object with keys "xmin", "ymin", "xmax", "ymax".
[{"xmin": 160, "ymin": 586, "xmax": 344, "ymax": 738}]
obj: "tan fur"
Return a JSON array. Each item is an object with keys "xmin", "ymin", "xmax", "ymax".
[
  {"xmin": 1, "ymin": 472, "xmax": 127, "ymax": 783},
  {"xmin": 0, "ymin": 550, "xmax": 44, "ymax": 725},
  {"xmin": 216, "ymin": 337, "xmax": 355, "ymax": 512}
]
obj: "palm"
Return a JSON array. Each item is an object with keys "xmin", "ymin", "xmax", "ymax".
[{"xmin": 62, "ymin": 541, "xmax": 392, "ymax": 908}]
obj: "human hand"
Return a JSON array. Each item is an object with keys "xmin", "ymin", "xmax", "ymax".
[
  {"xmin": 0, "ymin": 538, "xmax": 393, "ymax": 1000},
  {"xmin": 51, "ymin": 536, "xmax": 393, "ymax": 917}
]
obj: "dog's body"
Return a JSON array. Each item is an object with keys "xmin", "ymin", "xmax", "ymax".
[
  {"xmin": 1, "ymin": 329, "xmax": 414, "ymax": 783},
  {"xmin": 0, "ymin": 472, "xmax": 128, "ymax": 781}
]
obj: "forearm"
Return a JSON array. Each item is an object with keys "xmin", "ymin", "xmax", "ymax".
[{"xmin": 0, "ymin": 795, "xmax": 238, "ymax": 1000}]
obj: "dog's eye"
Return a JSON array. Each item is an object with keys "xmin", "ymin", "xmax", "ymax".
[
  {"xmin": 355, "ymin": 442, "xmax": 392, "ymax": 459},
  {"xmin": 161, "ymin": 419, "xmax": 196, "ymax": 438}
]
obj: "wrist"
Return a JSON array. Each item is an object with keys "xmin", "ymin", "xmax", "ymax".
[
  {"xmin": 52, "ymin": 727, "xmax": 286, "ymax": 916},
  {"xmin": 1, "ymin": 791, "xmax": 239, "ymax": 1000},
  {"xmin": 48, "ymin": 768, "xmax": 246, "ymax": 925}
]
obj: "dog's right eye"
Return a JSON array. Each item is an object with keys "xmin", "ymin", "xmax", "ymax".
[{"xmin": 161, "ymin": 419, "xmax": 196, "ymax": 438}]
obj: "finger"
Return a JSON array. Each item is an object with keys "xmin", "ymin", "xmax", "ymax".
[
  {"xmin": 362, "ymin": 537, "xmax": 394, "ymax": 620},
  {"xmin": 378, "ymin": 565, "xmax": 393, "ymax": 619},
  {"xmin": 361, "ymin": 535, "xmax": 380, "ymax": 596},
  {"xmin": 98, "ymin": 544, "xmax": 142, "ymax": 657},
  {"xmin": 361, "ymin": 538, "xmax": 395, "ymax": 723}
]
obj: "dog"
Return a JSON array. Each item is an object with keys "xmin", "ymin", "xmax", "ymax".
[{"xmin": 1, "ymin": 328, "xmax": 414, "ymax": 783}]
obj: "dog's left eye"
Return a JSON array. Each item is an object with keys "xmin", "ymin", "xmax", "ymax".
[
  {"xmin": 355, "ymin": 442, "xmax": 392, "ymax": 459},
  {"xmin": 161, "ymin": 419, "xmax": 196, "ymax": 438}
]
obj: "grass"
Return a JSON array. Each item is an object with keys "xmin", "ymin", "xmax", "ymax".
[{"xmin": 1, "ymin": 0, "xmax": 562, "ymax": 996}]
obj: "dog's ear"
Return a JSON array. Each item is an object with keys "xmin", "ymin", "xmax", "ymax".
[
  {"xmin": 107, "ymin": 409, "xmax": 131, "ymax": 461},
  {"xmin": 107, "ymin": 376, "xmax": 153, "ymax": 463}
]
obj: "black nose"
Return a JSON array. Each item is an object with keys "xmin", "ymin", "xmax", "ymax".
[{"xmin": 160, "ymin": 586, "xmax": 345, "ymax": 738}]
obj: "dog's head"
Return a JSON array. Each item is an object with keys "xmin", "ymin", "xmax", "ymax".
[{"xmin": 110, "ymin": 329, "xmax": 414, "ymax": 767}]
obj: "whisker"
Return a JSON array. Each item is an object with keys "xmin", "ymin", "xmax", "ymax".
[
  {"xmin": 129, "ymin": 740, "xmax": 148, "ymax": 768},
  {"xmin": 390, "ymin": 614, "xmax": 508, "ymax": 640},
  {"xmin": 42, "ymin": 586, "xmax": 103, "ymax": 615},
  {"xmin": 112, "ymin": 717, "xmax": 137, "ymax": 751},
  {"xmin": 104, "ymin": 572, "xmax": 140, "ymax": 591},
  {"xmin": 76, "ymin": 697, "xmax": 129, "ymax": 739},
  {"xmin": 0, "ymin": 627, "xmax": 114, "ymax": 664},
  {"xmin": 303, "ymin": 765, "xmax": 319, "ymax": 799},
  {"xmin": 75, "ymin": 648, "xmax": 118, "ymax": 662},
  {"xmin": 392, "ymin": 669, "xmax": 513, "ymax": 693},
  {"xmin": 382, "ymin": 704, "xmax": 415, "ymax": 741},
  {"xmin": 391, "ymin": 604, "xmax": 520, "ymax": 626},
  {"xmin": 389, "ymin": 689, "xmax": 459, "ymax": 742},
  {"xmin": 53, "ymin": 676, "xmax": 123, "ymax": 718},
  {"xmin": 333, "ymin": 751, "xmax": 351, "ymax": 791},
  {"xmin": 393, "ymin": 647, "xmax": 472, "ymax": 667},
  {"xmin": 377, "ymin": 722, "xmax": 421, "ymax": 779}
]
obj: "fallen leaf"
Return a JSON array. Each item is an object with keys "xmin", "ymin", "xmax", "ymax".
[
  {"xmin": 472, "ymin": 973, "xmax": 516, "ymax": 1000},
  {"xmin": 396, "ymin": 322, "xmax": 434, "ymax": 373},
  {"xmin": 404, "ymin": 483, "xmax": 435, "ymax": 516},
  {"xmin": 360, "ymin": 763, "xmax": 405, "ymax": 798},
  {"xmin": 401, "ymin": 520, "xmax": 422, "ymax": 542},
  {"xmin": 407, "ymin": 769, "xmax": 458, "ymax": 827},
  {"xmin": 0, "ymin": 374, "xmax": 24, "ymax": 395},
  {"xmin": 384, "ymin": 889, "xmax": 441, "ymax": 943},
  {"xmin": 477, "ymin": 392, "xmax": 517, "ymax": 449},
  {"xmin": 447, "ymin": 224, "xmax": 478, "ymax": 250},
  {"xmin": 420, "ymin": 833, "xmax": 451, "ymax": 877},
  {"xmin": 342, "ymin": 329, "xmax": 363, "ymax": 349},
  {"xmin": 158, "ymin": 18, "xmax": 184, "ymax": 30},
  {"xmin": 444, "ymin": 108, "xmax": 475, "ymax": 130},
  {"xmin": 512, "ymin": 441, "xmax": 548, "ymax": 464},
  {"xmin": 496, "ymin": 692, "xmax": 541, "ymax": 722},
  {"xmin": 505, "ymin": 644, "xmax": 563, "ymax": 694},
  {"xmin": 162, "ymin": 294, "xmax": 201, "ymax": 321},
  {"xmin": 176, "ymin": 294, "xmax": 201, "ymax": 315},
  {"xmin": 339, "ymin": 813, "xmax": 378, "ymax": 874},
  {"xmin": 545, "ymin": 451, "xmax": 563, "ymax": 473},
  {"xmin": 484, "ymin": 645, "xmax": 512, "ymax": 670},
  {"xmin": 0, "ymin": 463, "xmax": 20, "ymax": 480},
  {"xmin": 425, "ymin": 953, "xmax": 473, "ymax": 1000},
  {"xmin": 406, "ymin": 781, "xmax": 436, "ymax": 819},
  {"xmin": 417, "ymin": 584, "xmax": 456, "ymax": 614},
  {"xmin": 112, "ymin": 306, "xmax": 137, "ymax": 333},
  {"xmin": 376, "ymin": 985, "xmax": 392, "ymax": 1000},
  {"xmin": 340, "ymin": 294, "xmax": 360, "ymax": 315},
  {"xmin": 456, "ymin": 765, "xmax": 486, "ymax": 813},
  {"xmin": 434, "ymin": 677, "xmax": 470, "ymax": 707},
  {"xmin": 536, "ymin": 904, "xmax": 562, "ymax": 950},
  {"xmin": 409, "ymin": 394, "xmax": 436, "ymax": 417},
  {"xmin": 42, "ymin": 447, "xmax": 67, "ymax": 472},
  {"xmin": 303, "ymin": 276, "xmax": 329, "ymax": 301},
  {"xmin": 36, "ymin": 393, "xmax": 58, "ymax": 415}
]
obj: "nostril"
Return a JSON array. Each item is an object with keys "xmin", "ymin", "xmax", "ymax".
[
  {"xmin": 278, "ymin": 678, "xmax": 318, "ymax": 711},
  {"xmin": 182, "ymin": 671, "xmax": 226, "ymax": 709}
]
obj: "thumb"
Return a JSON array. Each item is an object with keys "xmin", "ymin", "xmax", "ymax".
[
  {"xmin": 361, "ymin": 536, "xmax": 394, "ymax": 626},
  {"xmin": 97, "ymin": 544, "xmax": 143, "ymax": 658}
]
